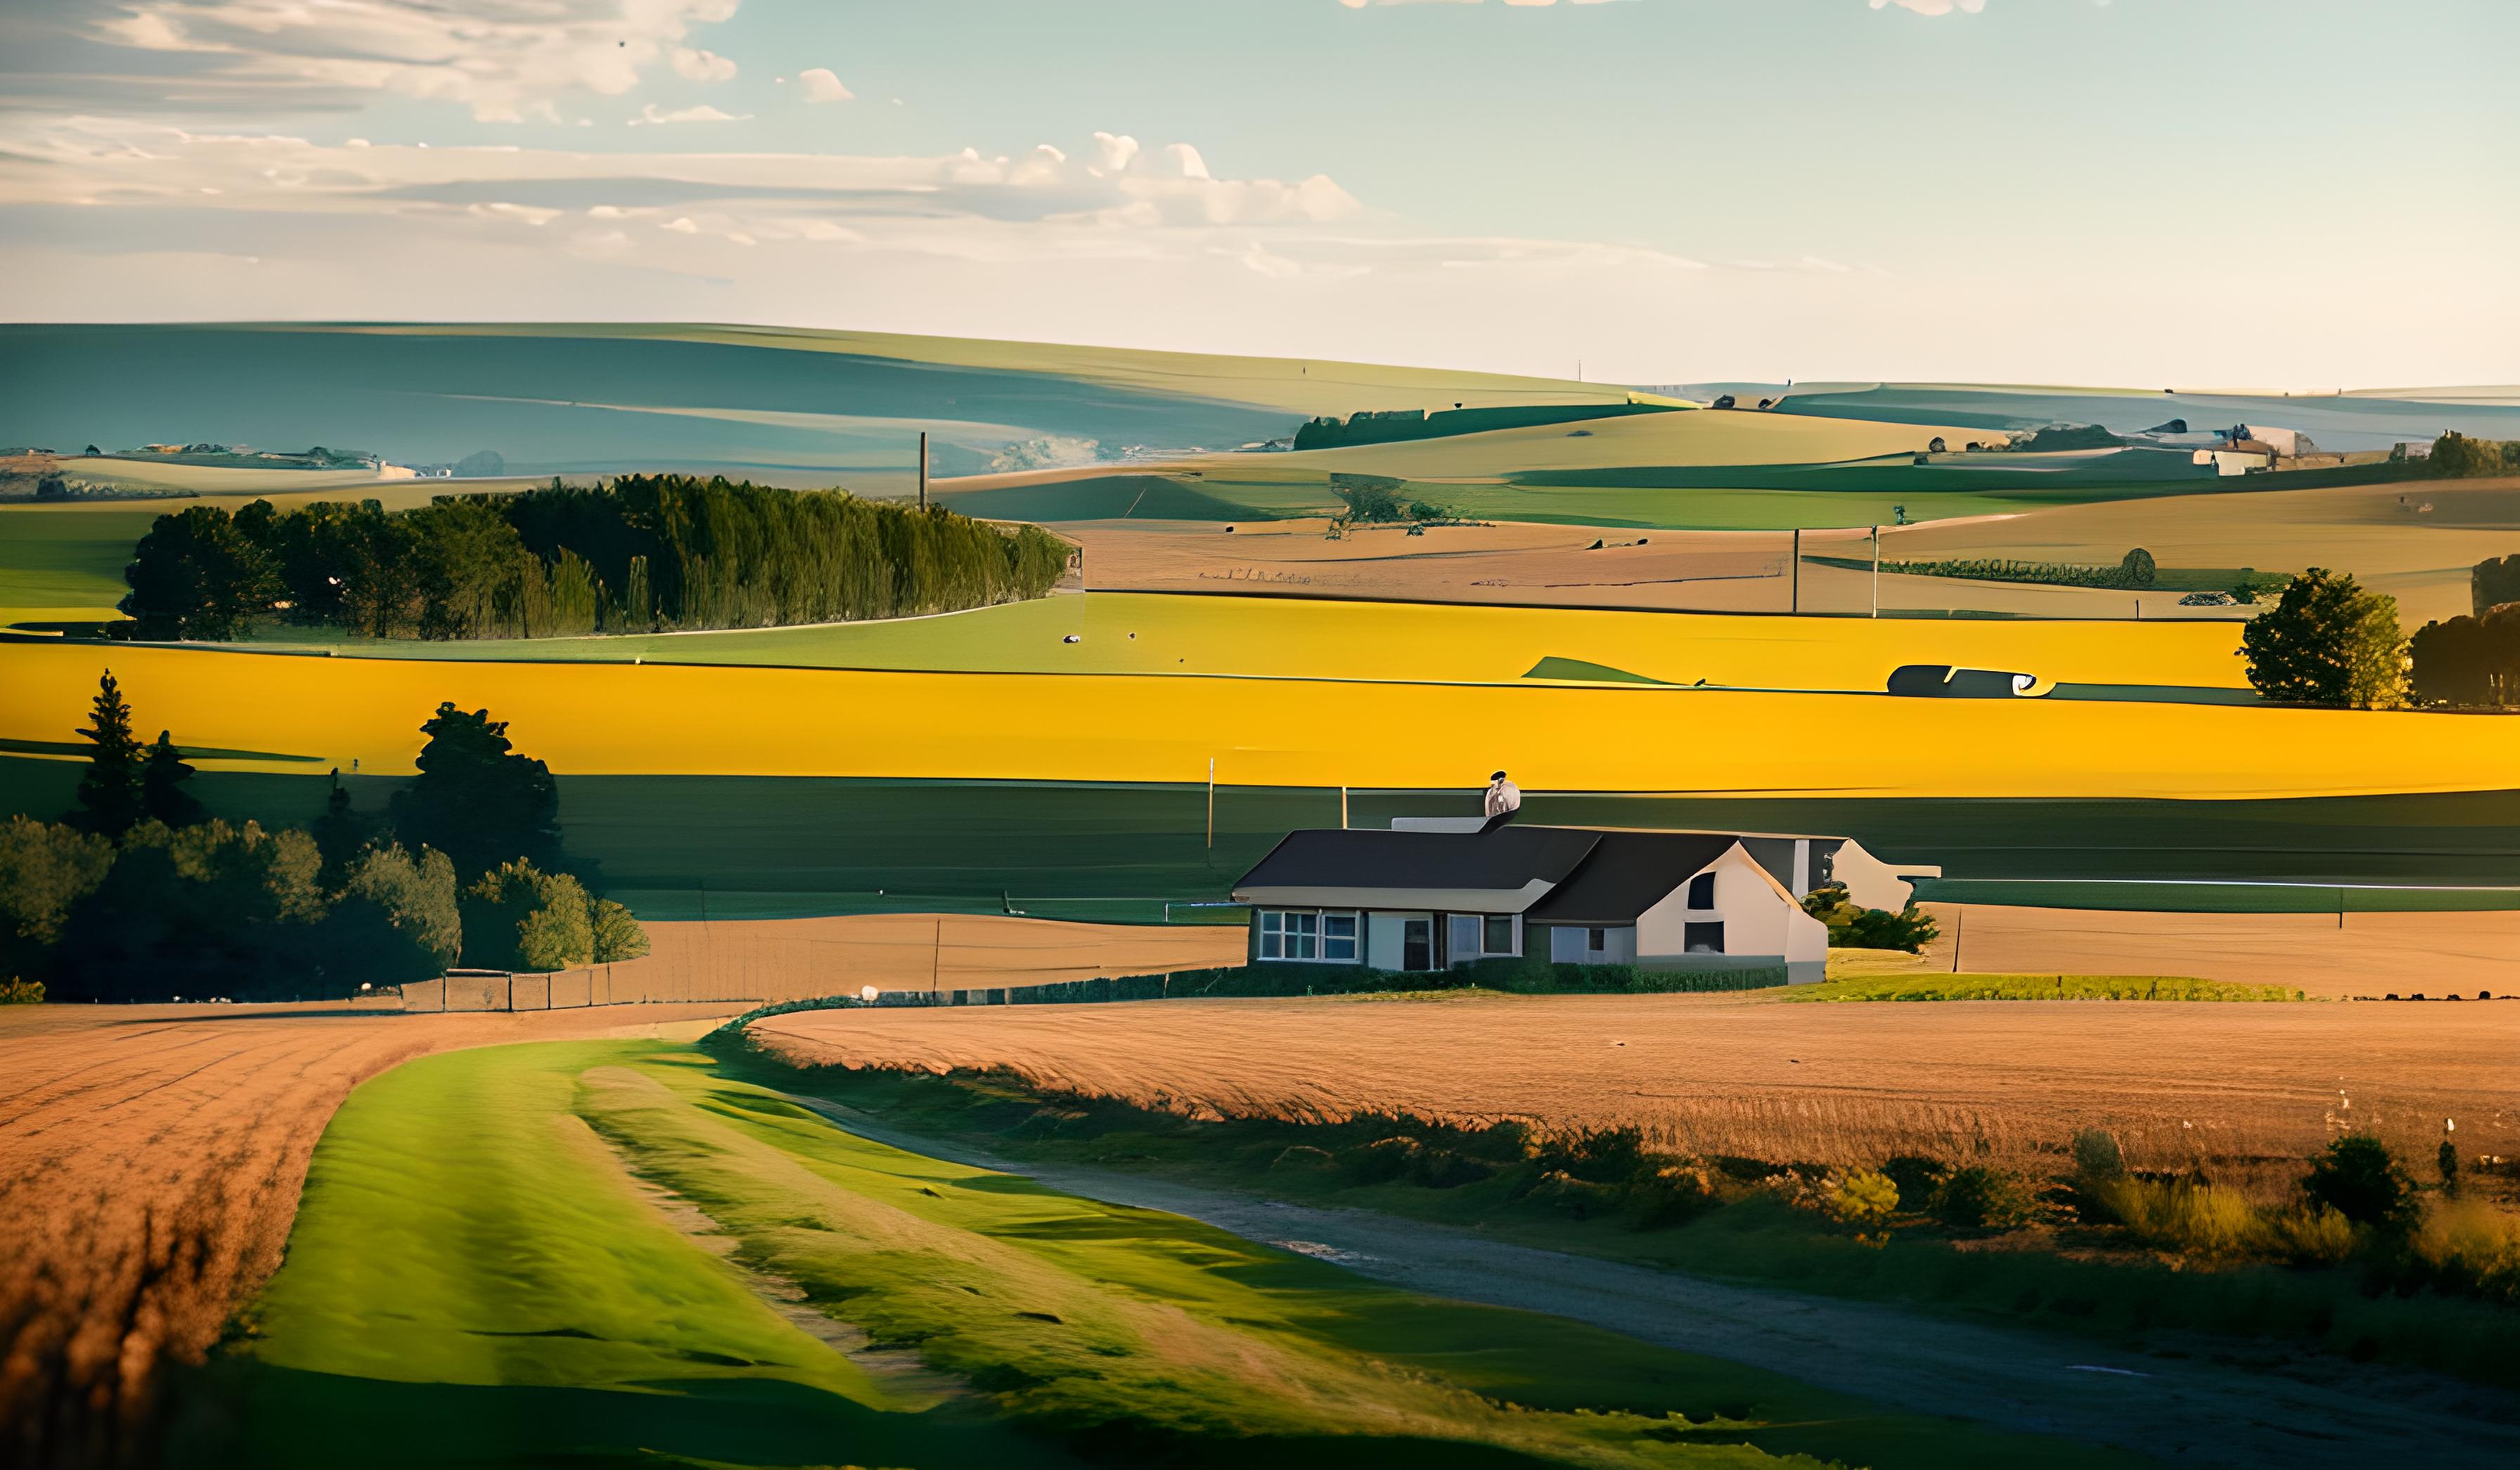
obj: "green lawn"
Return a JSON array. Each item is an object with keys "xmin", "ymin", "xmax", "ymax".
[
  {"xmin": 181, "ymin": 1039, "xmax": 2121, "ymax": 1469},
  {"xmin": 0, "ymin": 506, "xmax": 153, "ymax": 618}
]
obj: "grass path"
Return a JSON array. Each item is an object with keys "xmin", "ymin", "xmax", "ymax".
[{"xmin": 194, "ymin": 1038, "xmax": 2132, "ymax": 1469}]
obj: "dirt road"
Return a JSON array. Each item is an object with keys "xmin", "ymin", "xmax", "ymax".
[
  {"xmin": 792, "ymin": 1097, "xmax": 2520, "ymax": 1470},
  {"xmin": 0, "ymin": 1000, "xmax": 742, "ymax": 1470},
  {"xmin": 754, "ymin": 990, "xmax": 2520, "ymax": 1182}
]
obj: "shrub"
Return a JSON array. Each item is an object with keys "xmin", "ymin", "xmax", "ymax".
[
  {"xmin": 1629, "ymin": 1164, "xmax": 1721, "ymax": 1229},
  {"xmin": 2303, "ymin": 1135, "xmax": 2417, "ymax": 1234},
  {"xmin": 1829, "ymin": 1170, "xmax": 1901, "ymax": 1233},
  {"xmin": 0, "ymin": 977, "xmax": 43, "ymax": 1004},
  {"xmin": 589, "ymin": 897, "xmax": 650, "ymax": 962},
  {"xmin": 1879, "ymin": 1155, "xmax": 1950, "ymax": 1206},
  {"xmin": 1525, "ymin": 1170, "xmax": 1623, "ymax": 1220},
  {"xmin": 1534, "ymin": 1125, "xmax": 1647, "ymax": 1185},
  {"xmin": 1799, "ymin": 884, "xmax": 1939, "ymax": 953},
  {"xmin": 461, "ymin": 859, "xmax": 593, "ymax": 971},
  {"xmin": 2119, "ymin": 547, "xmax": 2157, "ymax": 587},
  {"xmin": 1933, "ymin": 1166, "xmax": 2033, "ymax": 1229},
  {"xmin": 2071, "ymin": 1129, "xmax": 2126, "ymax": 1184}
]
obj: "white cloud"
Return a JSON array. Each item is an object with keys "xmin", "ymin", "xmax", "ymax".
[
  {"xmin": 91, "ymin": 0, "xmax": 743, "ymax": 122},
  {"xmin": 671, "ymin": 47, "xmax": 738, "ymax": 83},
  {"xmin": 629, "ymin": 103, "xmax": 750, "ymax": 126},
  {"xmin": 797, "ymin": 68, "xmax": 853, "ymax": 103}
]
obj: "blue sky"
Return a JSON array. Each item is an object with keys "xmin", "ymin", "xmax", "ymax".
[{"xmin": 1, "ymin": 1, "xmax": 2512, "ymax": 386}]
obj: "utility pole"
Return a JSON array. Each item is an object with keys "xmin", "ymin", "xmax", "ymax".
[
  {"xmin": 917, "ymin": 430, "xmax": 929, "ymax": 511},
  {"xmin": 1950, "ymin": 905, "xmax": 1964, "ymax": 973},
  {"xmin": 1870, "ymin": 525, "xmax": 1881, "ymax": 619},
  {"xmin": 1789, "ymin": 528, "xmax": 1801, "ymax": 614},
  {"xmin": 1206, "ymin": 757, "xmax": 1216, "ymax": 849}
]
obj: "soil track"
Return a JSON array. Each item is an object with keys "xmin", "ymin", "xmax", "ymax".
[
  {"xmin": 0, "ymin": 1000, "xmax": 741, "ymax": 1470},
  {"xmin": 796, "ymin": 1097, "xmax": 2520, "ymax": 1470},
  {"xmin": 753, "ymin": 991, "xmax": 2520, "ymax": 1180}
]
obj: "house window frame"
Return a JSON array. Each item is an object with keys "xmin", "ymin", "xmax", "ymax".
[
  {"xmin": 1259, "ymin": 908, "xmax": 1361, "ymax": 963},
  {"xmin": 1686, "ymin": 871, "xmax": 1718, "ymax": 910},
  {"xmin": 1446, "ymin": 912, "xmax": 1521, "ymax": 964}
]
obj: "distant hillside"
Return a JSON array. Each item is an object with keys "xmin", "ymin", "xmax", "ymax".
[{"xmin": 0, "ymin": 324, "xmax": 1619, "ymax": 492}]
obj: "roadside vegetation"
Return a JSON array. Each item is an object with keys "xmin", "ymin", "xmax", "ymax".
[
  {"xmin": 185, "ymin": 1037, "xmax": 2109, "ymax": 1470},
  {"xmin": 115, "ymin": 474, "xmax": 1072, "ymax": 641},
  {"xmin": 1798, "ymin": 883, "xmax": 1937, "ymax": 952},
  {"xmin": 0, "ymin": 671, "xmax": 642, "ymax": 1001},
  {"xmin": 1785, "ymin": 973, "xmax": 2301, "ymax": 1002},
  {"xmin": 728, "ymin": 1042, "xmax": 2520, "ymax": 1393}
]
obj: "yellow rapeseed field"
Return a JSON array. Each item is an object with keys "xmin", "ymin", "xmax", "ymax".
[{"xmin": 4, "ymin": 639, "xmax": 2511, "ymax": 799}]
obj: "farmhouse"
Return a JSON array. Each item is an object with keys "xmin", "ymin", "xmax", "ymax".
[{"xmin": 1232, "ymin": 824, "xmax": 1832, "ymax": 982}]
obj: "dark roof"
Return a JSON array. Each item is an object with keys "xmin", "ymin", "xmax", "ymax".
[
  {"xmin": 1237, "ymin": 825, "xmax": 1600, "ymax": 895},
  {"xmin": 1522, "ymin": 832, "xmax": 1742, "ymax": 925}
]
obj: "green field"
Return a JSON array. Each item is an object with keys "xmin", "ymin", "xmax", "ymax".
[
  {"xmin": 181, "ymin": 1038, "xmax": 2108, "ymax": 1469},
  {"xmin": 5, "ymin": 755, "xmax": 2514, "ymax": 919}
]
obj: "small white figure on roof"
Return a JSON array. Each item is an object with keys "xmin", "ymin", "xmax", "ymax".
[{"xmin": 1484, "ymin": 770, "xmax": 1522, "ymax": 819}]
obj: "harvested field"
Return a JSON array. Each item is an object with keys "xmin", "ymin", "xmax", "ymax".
[
  {"xmin": 622, "ymin": 913, "xmax": 1246, "ymax": 1002},
  {"xmin": 0, "ymin": 1000, "xmax": 742, "ymax": 1470},
  {"xmin": 754, "ymin": 992, "xmax": 2520, "ymax": 1192},
  {"xmin": 1918, "ymin": 904, "xmax": 2520, "ymax": 1001}
]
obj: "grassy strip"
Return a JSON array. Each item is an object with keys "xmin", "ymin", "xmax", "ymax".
[
  {"xmin": 187, "ymin": 1038, "xmax": 2125, "ymax": 1469},
  {"xmin": 719, "ymin": 1045, "xmax": 2520, "ymax": 1395},
  {"xmin": 1785, "ymin": 973, "xmax": 2303, "ymax": 1002}
]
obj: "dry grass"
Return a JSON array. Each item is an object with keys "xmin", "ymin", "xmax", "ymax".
[
  {"xmin": 752, "ymin": 992, "xmax": 2520, "ymax": 1198},
  {"xmin": 0, "ymin": 1000, "xmax": 742, "ymax": 1469},
  {"xmin": 620, "ymin": 914, "xmax": 1247, "ymax": 1002},
  {"xmin": 1916, "ymin": 905, "xmax": 2520, "ymax": 1001}
]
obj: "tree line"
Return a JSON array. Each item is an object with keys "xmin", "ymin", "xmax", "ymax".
[
  {"xmin": 119, "ymin": 474, "xmax": 1075, "ymax": 641},
  {"xmin": 2426, "ymin": 432, "xmax": 2520, "ymax": 479},
  {"xmin": 0, "ymin": 672, "xmax": 646, "ymax": 1003}
]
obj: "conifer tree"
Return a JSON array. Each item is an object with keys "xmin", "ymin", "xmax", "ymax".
[
  {"xmin": 69, "ymin": 671, "xmax": 146, "ymax": 838},
  {"xmin": 139, "ymin": 730, "xmax": 207, "ymax": 828}
]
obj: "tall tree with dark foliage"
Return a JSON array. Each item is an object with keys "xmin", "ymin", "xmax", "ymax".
[
  {"xmin": 390, "ymin": 703, "xmax": 562, "ymax": 881},
  {"xmin": 68, "ymin": 670, "xmax": 146, "ymax": 838}
]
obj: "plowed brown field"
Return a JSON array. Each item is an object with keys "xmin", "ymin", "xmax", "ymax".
[
  {"xmin": 754, "ymin": 992, "xmax": 2520, "ymax": 1184},
  {"xmin": 0, "ymin": 1000, "xmax": 740, "ymax": 1470}
]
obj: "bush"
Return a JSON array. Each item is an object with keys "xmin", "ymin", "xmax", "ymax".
[
  {"xmin": 1829, "ymin": 1170, "xmax": 1901, "ymax": 1232},
  {"xmin": 2303, "ymin": 1135, "xmax": 2417, "ymax": 1233},
  {"xmin": 2071, "ymin": 1129, "xmax": 2125, "ymax": 1184},
  {"xmin": 1629, "ymin": 1165, "xmax": 1721, "ymax": 1229},
  {"xmin": 1799, "ymin": 885, "xmax": 1939, "ymax": 953},
  {"xmin": 0, "ymin": 977, "xmax": 43, "ymax": 1004},
  {"xmin": 1533, "ymin": 1125, "xmax": 1647, "ymax": 1185},
  {"xmin": 589, "ymin": 897, "xmax": 650, "ymax": 961},
  {"xmin": 1932, "ymin": 1165, "xmax": 2033, "ymax": 1229},
  {"xmin": 1879, "ymin": 1154, "xmax": 1950, "ymax": 1206},
  {"xmin": 461, "ymin": 859, "xmax": 593, "ymax": 971}
]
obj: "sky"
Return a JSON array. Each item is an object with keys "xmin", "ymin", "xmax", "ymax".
[{"xmin": 1, "ymin": 0, "xmax": 2513, "ymax": 389}]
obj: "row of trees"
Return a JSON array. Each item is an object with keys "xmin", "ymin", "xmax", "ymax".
[
  {"xmin": 0, "ymin": 673, "xmax": 647, "ymax": 1002},
  {"xmin": 2426, "ymin": 432, "xmax": 2520, "ymax": 478},
  {"xmin": 2410, "ymin": 605, "xmax": 2520, "ymax": 708},
  {"xmin": 120, "ymin": 474, "xmax": 1075, "ymax": 641}
]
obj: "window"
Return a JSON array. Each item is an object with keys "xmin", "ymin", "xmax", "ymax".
[
  {"xmin": 1683, "ymin": 921, "xmax": 1725, "ymax": 954},
  {"xmin": 1446, "ymin": 914, "xmax": 1516, "ymax": 963},
  {"xmin": 1260, "ymin": 909, "xmax": 1356, "ymax": 963},
  {"xmin": 1484, "ymin": 914, "xmax": 1515, "ymax": 955},
  {"xmin": 1587, "ymin": 927, "xmax": 1607, "ymax": 952},
  {"xmin": 1687, "ymin": 871, "xmax": 1717, "ymax": 909},
  {"xmin": 1323, "ymin": 912, "xmax": 1358, "ymax": 962},
  {"xmin": 1448, "ymin": 914, "xmax": 1481, "ymax": 963}
]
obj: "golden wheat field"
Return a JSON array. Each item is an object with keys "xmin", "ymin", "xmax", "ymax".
[
  {"xmin": 0, "ymin": 1001, "xmax": 745, "ymax": 1466},
  {"xmin": 752, "ymin": 992, "xmax": 2520, "ymax": 1184},
  {"xmin": 4, "ymin": 632, "xmax": 2514, "ymax": 798}
]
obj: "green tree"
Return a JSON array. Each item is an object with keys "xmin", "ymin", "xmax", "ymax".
[
  {"xmin": 589, "ymin": 897, "xmax": 650, "ymax": 961},
  {"xmin": 2238, "ymin": 568, "xmax": 2408, "ymax": 708},
  {"xmin": 48, "ymin": 819, "xmax": 326, "ymax": 1002},
  {"xmin": 2429, "ymin": 432, "xmax": 2506, "ymax": 478},
  {"xmin": 1799, "ymin": 883, "xmax": 1939, "ymax": 953},
  {"xmin": 321, "ymin": 843, "xmax": 462, "ymax": 989},
  {"xmin": 68, "ymin": 670, "xmax": 146, "ymax": 838},
  {"xmin": 0, "ymin": 816, "xmax": 114, "ymax": 978},
  {"xmin": 2302, "ymin": 1135, "xmax": 2415, "ymax": 1234},
  {"xmin": 461, "ymin": 859, "xmax": 593, "ymax": 971},
  {"xmin": 390, "ymin": 703, "xmax": 562, "ymax": 881},
  {"xmin": 309, "ymin": 767, "xmax": 374, "ymax": 890},
  {"xmin": 140, "ymin": 730, "xmax": 207, "ymax": 828},
  {"xmin": 2119, "ymin": 547, "xmax": 2156, "ymax": 587},
  {"xmin": 118, "ymin": 504, "xmax": 281, "ymax": 639}
]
